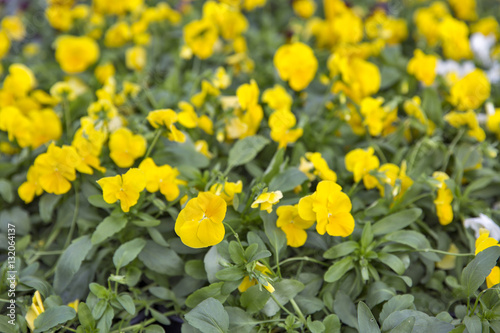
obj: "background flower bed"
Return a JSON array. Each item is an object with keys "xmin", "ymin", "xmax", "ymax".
[{"xmin": 1, "ymin": 0, "xmax": 500, "ymax": 332}]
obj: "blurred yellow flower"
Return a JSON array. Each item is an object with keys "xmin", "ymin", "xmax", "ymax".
[
  {"xmin": 104, "ymin": 21, "xmax": 132, "ymax": 48},
  {"xmin": 55, "ymin": 35, "xmax": 99, "ymax": 74},
  {"xmin": 345, "ymin": 147, "xmax": 380, "ymax": 189},
  {"xmin": 269, "ymin": 109, "xmax": 303, "ymax": 148},
  {"xmin": 475, "ymin": 228, "xmax": 500, "ymax": 255},
  {"xmin": 184, "ymin": 19, "xmax": 218, "ymax": 59},
  {"xmin": 407, "ymin": 49, "xmax": 438, "ymax": 86},
  {"xmin": 274, "ymin": 42, "xmax": 318, "ymax": 91},
  {"xmin": 1, "ymin": 16, "xmax": 26, "ymax": 41},
  {"xmin": 175, "ymin": 192, "xmax": 227, "ymax": 248},
  {"xmin": 18, "ymin": 166, "xmax": 44, "ymax": 204},
  {"xmin": 293, "ymin": 0, "xmax": 316, "ymax": 19},
  {"xmin": 126, "ymin": 46, "xmax": 146, "ymax": 71},
  {"xmin": 210, "ymin": 180, "xmax": 243, "ymax": 205},
  {"xmin": 109, "ymin": 128, "xmax": 146, "ymax": 168},
  {"xmin": 449, "ymin": 69, "xmax": 490, "ymax": 111},
  {"xmin": 262, "ymin": 84, "xmax": 293, "ymax": 111},
  {"xmin": 97, "ymin": 168, "xmax": 146, "ymax": 213},
  {"xmin": 304, "ymin": 152, "xmax": 337, "ymax": 182},
  {"xmin": 487, "ymin": 266, "xmax": 500, "ymax": 288},
  {"xmin": 432, "ymin": 171, "xmax": 454, "ymax": 226}
]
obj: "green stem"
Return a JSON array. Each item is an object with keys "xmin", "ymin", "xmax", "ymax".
[
  {"xmin": 109, "ymin": 311, "xmax": 177, "ymax": 333},
  {"xmin": 441, "ymin": 128, "xmax": 466, "ymax": 172},
  {"xmin": 470, "ymin": 289, "xmax": 487, "ymax": 315},
  {"xmin": 269, "ymin": 292, "xmax": 295, "ymax": 318},
  {"xmin": 64, "ymin": 185, "xmax": 80, "ymax": 249},
  {"xmin": 289, "ymin": 298, "xmax": 306, "ymax": 324},
  {"xmin": 417, "ymin": 248, "xmax": 473, "ymax": 257},
  {"xmin": 62, "ymin": 326, "xmax": 77, "ymax": 333},
  {"xmin": 144, "ymin": 128, "xmax": 163, "ymax": 159},
  {"xmin": 223, "ymin": 222, "xmax": 244, "ymax": 250},
  {"xmin": 272, "ymin": 256, "xmax": 329, "ymax": 269},
  {"xmin": 347, "ymin": 181, "xmax": 360, "ymax": 197}
]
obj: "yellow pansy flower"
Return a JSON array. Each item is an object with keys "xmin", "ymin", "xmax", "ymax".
[
  {"xmin": 109, "ymin": 128, "xmax": 146, "ymax": 168},
  {"xmin": 251, "ymin": 190, "xmax": 283, "ymax": 213},
  {"xmin": 274, "ymin": 42, "xmax": 318, "ymax": 91},
  {"xmin": 195, "ymin": 140, "xmax": 213, "ymax": 158},
  {"xmin": 183, "ymin": 19, "xmax": 218, "ymax": 59},
  {"xmin": 209, "ymin": 180, "xmax": 243, "ymax": 205},
  {"xmin": 212, "ymin": 67, "xmax": 231, "ymax": 89},
  {"xmin": 432, "ymin": 171, "xmax": 454, "ymax": 226},
  {"xmin": 487, "ymin": 266, "xmax": 500, "ymax": 288},
  {"xmin": 448, "ymin": 0, "xmax": 477, "ymax": 21},
  {"xmin": 277, "ymin": 205, "xmax": 314, "ymax": 247},
  {"xmin": 304, "ymin": 152, "xmax": 337, "ymax": 182},
  {"xmin": 449, "ymin": 69, "xmax": 490, "ymax": 111},
  {"xmin": 34, "ymin": 143, "xmax": 80, "ymax": 195},
  {"xmin": 262, "ymin": 84, "xmax": 293, "ymax": 111},
  {"xmin": 238, "ymin": 262, "xmax": 274, "ymax": 293},
  {"xmin": 126, "ymin": 46, "xmax": 147, "ymax": 71},
  {"xmin": 139, "ymin": 158, "xmax": 185, "ymax": 201},
  {"xmin": 104, "ymin": 21, "xmax": 132, "ymax": 48},
  {"xmin": 95, "ymin": 63, "xmax": 115, "ymax": 85},
  {"xmin": 0, "ymin": 30, "xmax": 11, "ymax": 59},
  {"xmin": 475, "ymin": 228, "xmax": 500, "ymax": 255},
  {"xmin": 376, "ymin": 161, "xmax": 413, "ymax": 199},
  {"xmin": 1, "ymin": 15, "xmax": 26, "ymax": 41},
  {"xmin": 298, "ymin": 180, "xmax": 354, "ymax": 237},
  {"xmin": 25, "ymin": 291, "xmax": 45, "ymax": 332},
  {"xmin": 97, "ymin": 168, "xmax": 146, "ymax": 213},
  {"xmin": 407, "ymin": 49, "xmax": 438, "ymax": 86},
  {"xmin": 54, "ymin": 35, "xmax": 100, "ymax": 74},
  {"xmin": 175, "ymin": 192, "xmax": 227, "ymax": 248},
  {"xmin": 18, "ymin": 166, "xmax": 44, "ymax": 204},
  {"xmin": 444, "ymin": 110, "xmax": 485, "ymax": 142},
  {"xmin": 269, "ymin": 109, "xmax": 303, "ymax": 148},
  {"xmin": 293, "ymin": 0, "xmax": 316, "ymax": 19},
  {"xmin": 345, "ymin": 147, "xmax": 380, "ymax": 189},
  {"xmin": 3, "ymin": 63, "xmax": 36, "ymax": 97}
]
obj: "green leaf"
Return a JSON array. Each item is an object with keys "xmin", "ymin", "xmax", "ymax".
[
  {"xmin": 88, "ymin": 194, "xmax": 113, "ymax": 209},
  {"xmin": 380, "ymin": 66, "xmax": 402, "ymax": 89},
  {"xmin": 372, "ymin": 209, "xmax": 422, "ymax": 236},
  {"xmin": 138, "ymin": 240, "xmax": 184, "ymax": 276},
  {"xmin": 225, "ymin": 307, "xmax": 257, "ymax": 333},
  {"xmin": 91, "ymin": 215, "xmax": 128, "ymax": 245},
  {"xmin": 113, "ymin": 238, "xmax": 147, "ymax": 270},
  {"xmin": 185, "ymin": 298, "xmax": 229, "ymax": 333},
  {"xmin": 388, "ymin": 317, "xmax": 415, "ymax": 333},
  {"xmin": 0, "ymin": 179, "xmax": 13, "ymax": 203},
  {"xmin": 378, "ymin": 253, "xmax": 406, "ymax": 275},
  {"xmin": 385, "ymin": 230, "xmax": 440, "ymax": 261},
  {"xmin": 215, "ymin": 267, "xmax": 245, "ymax": 281},
  {"xmin": 379, "ymin": 295, "xmax": 415, "ymax": 323},
  {"xmin": 268, "ymin": 168, "xmax": 308, "ymax": 192},
  {"xmin": 323, "ymin": 314, "xmax": 341, "ymax": 333},
  {"xmin": 34, "ymin": 306, "xmax": 76, "ymax": 333},
  {"xmin": 333, "ymin": 291, "xmax": 357, "ymax": 328},
  {"xmin": 228, "ymin": 135, "xmax": 269, "ymax": 168},
  {"xmin": 144, "ymin": 324, "xmax": 166, "ymax": 333},
  {"xmin": 185, "ymin": 282, "xmax": 228, "ymax": 308},
  {"xmin": 366, "ymin": 281, "xmax": 396, "ymax": 308},
  {"xmin": 150, "ymin": 309, "xmax": 171, "ymax": 325},
  {"xmin": 461, "ymin": 246, "xmax": 500, "ymax": 297},
  {"xmin": 240, "ymin": 285, "xmax": 270, "ymax": 313},
  {"xmin": 54, "ymin": 235, "xmax": 93, "ymax": 294},
  {"xmin": 295, "ymin": 295, "xmax": 324, "ymax": 315},
  {"xmin": 77, "ymin": 302, "xmax": 95, "ymax": 330},
  {"xmin": 324, "ymin": 241, "xmax": 359, "ymax": 259},
  {"xmin": 357, "ymin": 302, "xmax": 381, "ymax": 333},
  {"xmin": 361, "ymin": 222, "xmax": 374, "ymax": 249},
  {"xmin": 185, "ymin": 260, "xmax": 208, "ymax": 280},
  {"xmin": 39, "ymin": 194, "xmax": 61, "ymax": 222},
  {"xmin": 0, "ymin": 315, "xmax": 18, "ymax": 333},
  {"xmin": 96, "ymin": 305, "xmax": 114, "ymax": 333},
  {"xmin": 89, "ymin": 283, "xmax": 109, "ymax": 299},
  {"xmin": 262, "ymin": 211, "xmax": 286, "ymax": 257},
  {"xmin": 463, "ymin": 316, "xmax": 481, "ymax": 333},
  {"xmin": 262, "ymin": 148, "xmax": 285, "ymax": 183},
  {"xmin": 422, "ymin": 87, "xmax": 443, "ymax": 126},
  {"xmin": 307, "ymin": 317, "xmax": 325, "ymax": 333},
  {"xmin": 117, "ymin": 294, "xmax": 135, "ymax": 315},
  {"xmin": 324, "ymin": 257, "xmax": 354, "ymax": 283},
  {"xmin": 381, "ymin": 310, "xmax": 454, "ymax": 333}
]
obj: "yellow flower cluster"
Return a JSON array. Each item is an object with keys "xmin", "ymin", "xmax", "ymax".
[{"xmin": 432, "ymin": 172, "xmax": 454, "ymax": 226}]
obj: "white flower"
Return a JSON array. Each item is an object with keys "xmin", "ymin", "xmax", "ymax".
[
  {"xmin": 470, "ymin": 33, "xmax": 496, "ymax": 66},
  {"xmin": 464, "ymin": 214, "xmax": 500, "ymax": 240}
]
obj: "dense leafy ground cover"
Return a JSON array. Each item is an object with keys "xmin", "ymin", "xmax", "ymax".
[{"xmin": 1, "ymin": 0, "xmax": 500, "ymax": 332}]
